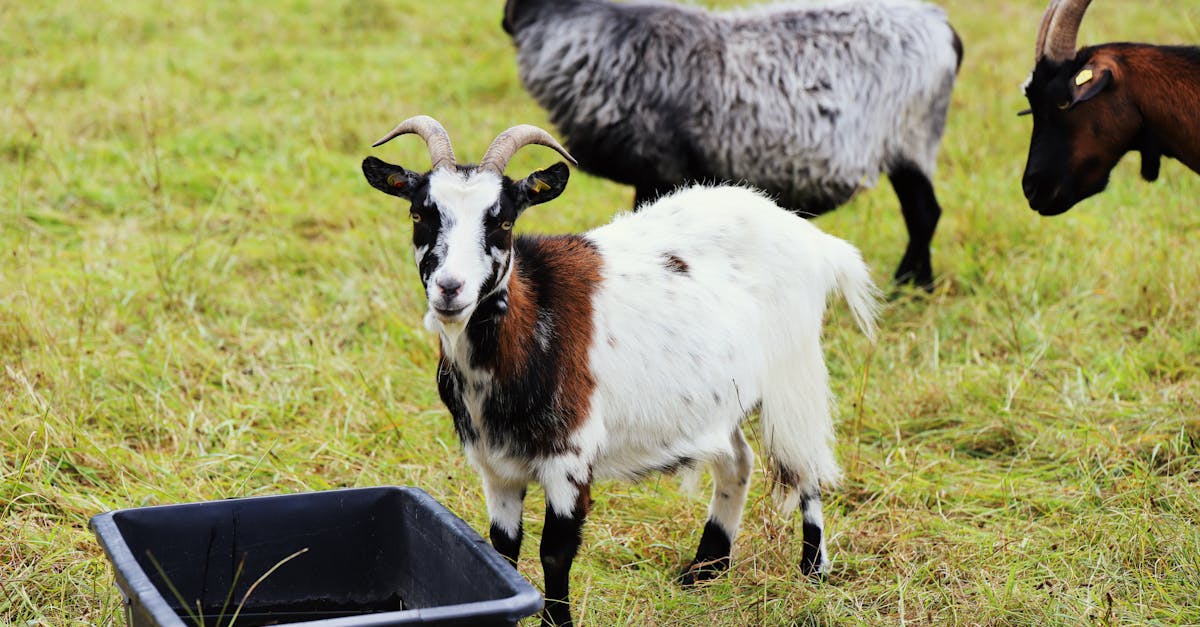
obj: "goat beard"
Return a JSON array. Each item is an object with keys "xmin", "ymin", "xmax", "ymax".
[{"xmin": 1139, "ymin": 146, "xmax": 1162, "ymax": 182}]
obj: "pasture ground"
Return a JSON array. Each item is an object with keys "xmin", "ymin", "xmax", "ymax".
[{"xmin": 2, "ymin": 1, "xmax": 1198, "ymax": 624}]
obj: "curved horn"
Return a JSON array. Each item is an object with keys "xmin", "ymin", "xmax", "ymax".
[
  {"xmin": 478, "ymin": 124, "xmax": 577, "ymax": 175},
  {"xmin": 1041, "ymin": 0, "xmax": 1093, "ymax": 62},
  {"xmin": 371, "ymin": 115, "xmax": 457, "ymax": 171},
  {"xmin": 1034, "ymin": 0, "xmax": 1061, "ymax": 62}
]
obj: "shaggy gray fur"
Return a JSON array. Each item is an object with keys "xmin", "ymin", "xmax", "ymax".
[{"xmin": 507, "ymin": 0, "xmax": 960, "ymax": 213}]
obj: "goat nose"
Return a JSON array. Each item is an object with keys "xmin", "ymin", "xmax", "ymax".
[
  {"xmin": 1021, "ymin": 171, "xmax": 1047, "ymax": 202},
  {"xmin": 1022, "ymin": 177, "xmax": 1038, "ymax": 201},
  {"xmin": 436, "ymin": 276, "xmax": 464, "ymax": 297}
]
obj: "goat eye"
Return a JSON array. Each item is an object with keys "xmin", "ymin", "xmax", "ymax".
[
  {"xmin": 410, "ymin": 212, "xmax": 421, "ymax": 223},
  {"xmin": 501, "ymin": 221, "xmax": 513, "ymax": 231}
]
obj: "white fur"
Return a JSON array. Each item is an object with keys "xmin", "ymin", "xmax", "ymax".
[
  {"xmin": 479, "ymin": 463, "xmax": 526, "ymax": 537},
  {"xmin": 444, "ymin": 184, "xmax": 876, "ymax": 531},
  {"xmin": 708, "ymin": 429, "xmax": 754, "ymax": 538},
  {"xmin": 431, "ymin": 181, "xmax": 877, "ymax": 576},
  {"xmin": 581, "ymin": 186, "xmax": 876, "ymax": 506}
]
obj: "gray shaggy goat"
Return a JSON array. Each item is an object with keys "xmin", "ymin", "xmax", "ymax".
[{"xmin": 504, "ymin": 0, "xmax": 963, "ymax": 288}]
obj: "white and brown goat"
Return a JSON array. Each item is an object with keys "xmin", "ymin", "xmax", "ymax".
[{"xmin": 361, "ymin": 116, "xmax": 878, "ymax": 627}]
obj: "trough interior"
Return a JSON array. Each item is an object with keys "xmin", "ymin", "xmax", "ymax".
[{"xmin": 110, "ymin": 488, "xmax": 518, "ymax": 623}]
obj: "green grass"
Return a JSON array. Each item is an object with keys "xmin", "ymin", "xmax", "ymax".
[{"xmin": 2, "ymin": 0, "xmax": 1199, "ymax": 624}]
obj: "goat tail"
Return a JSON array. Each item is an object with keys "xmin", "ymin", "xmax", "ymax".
[
  {"xmin": 759, "ymin": 233, "xmax": 878, "ymax": 515},
  {"xmin": 828, "ymin": 237, "xmax": 880, "ymax": 342}
]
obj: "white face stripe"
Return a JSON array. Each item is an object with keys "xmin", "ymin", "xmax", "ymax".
[
  {"xmin": 428, "ymin": 168, "xmax": 503, "ymax": 206},
  {"xmin": 425, "ymin": 169, "xmax": 505, "ymax": 308}
]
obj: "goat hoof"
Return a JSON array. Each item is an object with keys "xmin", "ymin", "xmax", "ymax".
[
  {"xmin": 541, "ymin": 605, "xmax": 573, "ymax": 627},
  {"xmin": 888, "ymin": 277, "xmax": 936, "ymax": 302},
  {"xmin": 677, "ymin": 557, "xmax": 731, "ymax": 586},
  {"xmin": 892, "ymin": 264, "xmax": 935, "ymax": 293},
  {"xmin": 892, "ymin": 276, "xmax": 935, "ymax": 294},
  {"xmin": 799, "ymin": 560, "xmax": 829, "ymax": 583}
]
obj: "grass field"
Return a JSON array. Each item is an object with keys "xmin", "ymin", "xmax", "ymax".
[{"xmin": 2, "ymin": 0, "xmax": 1199, "ymax": 624}]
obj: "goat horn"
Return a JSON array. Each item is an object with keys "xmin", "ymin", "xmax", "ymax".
[
  {"xmin": 1040, "ymin": 0, "xmax": 1093, "ymax": 62},
  {"xmin": 371, "ymin": 115, "xmax": 457, "ymax": 171},
  {"xmin": 478, "ymin": 124, "xmax": 577, "ymax": 175},
  {"xmin": 1034, "ymin": 0, "xmax": 1060, "ymax": 62}
]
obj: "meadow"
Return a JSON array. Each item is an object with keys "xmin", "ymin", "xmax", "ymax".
[{"xmin": 2, "ymin": 0, "xmax": 1198, "ymax": 624}]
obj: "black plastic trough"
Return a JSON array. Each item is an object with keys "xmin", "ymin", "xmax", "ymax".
[{"xmin": 90, "ymin": 486, "xmax": 542, "ymax": 627}]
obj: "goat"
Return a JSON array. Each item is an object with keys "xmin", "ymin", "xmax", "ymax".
[
  {"xmin": 502, "ymin": 0, "xmax": 963, "ymax": 289},
  {"xmin": 361, "ymin": 116, "xmax": 878, "ymax": 626},
  {"xmin": 1020, "ymin": 0, "xmax": 1200, "ymax": 215}
]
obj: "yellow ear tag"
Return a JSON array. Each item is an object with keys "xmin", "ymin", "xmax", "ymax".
[
  {"xmin": 530, "ymin": 178, "xmax": 550, "ymax": 193},
  {"xmin": 1075, "ymin": 68, "xmax": 1094, "ymax": 86}
]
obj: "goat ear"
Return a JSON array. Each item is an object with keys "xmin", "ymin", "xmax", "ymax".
[
  {"xmin": 1067, "ymin": 65, "xmax": 1113, "ymax": 109},
  {"xmin": 362, "ymin": 156, "xmax": 423, "ymax": 200},
  {"xmin": 516, "ymin": 162, "xmax": 570, "ymax": 210}
]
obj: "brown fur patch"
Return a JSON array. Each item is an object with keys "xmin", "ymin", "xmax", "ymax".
[
  {"xmin": 1070, "ymin": 46, "xmax": 1200, "ymax": 177},
  {"xmin": 496, "ymin": 268, "xmax": 534, "ymax": 381},
  {"xmin": 774, "ymin": 463, "xmax": 800, "ymax": 488},
  {"xmin": 489, "ymin": 236, "xmax": 602, "ymax": 439},
  {"xmin": 663, "ymin": 253, "xmax": 689, "ymax": 274},
  {"xmin": 572, "ymin": 479, "xmax": 593, "ymax": 516},
  {"xmin": 1118, "ymin": 46, "xmax": 1200, "ymax": 173},
  {"xmin": 537, "ymin": 237, "xmax": 602, "ymax": 434}
]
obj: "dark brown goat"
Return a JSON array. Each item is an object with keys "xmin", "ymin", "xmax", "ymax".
[{"xmin": 1021, "ymin": 0, "xmax": 1200, "ymax": 215}]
